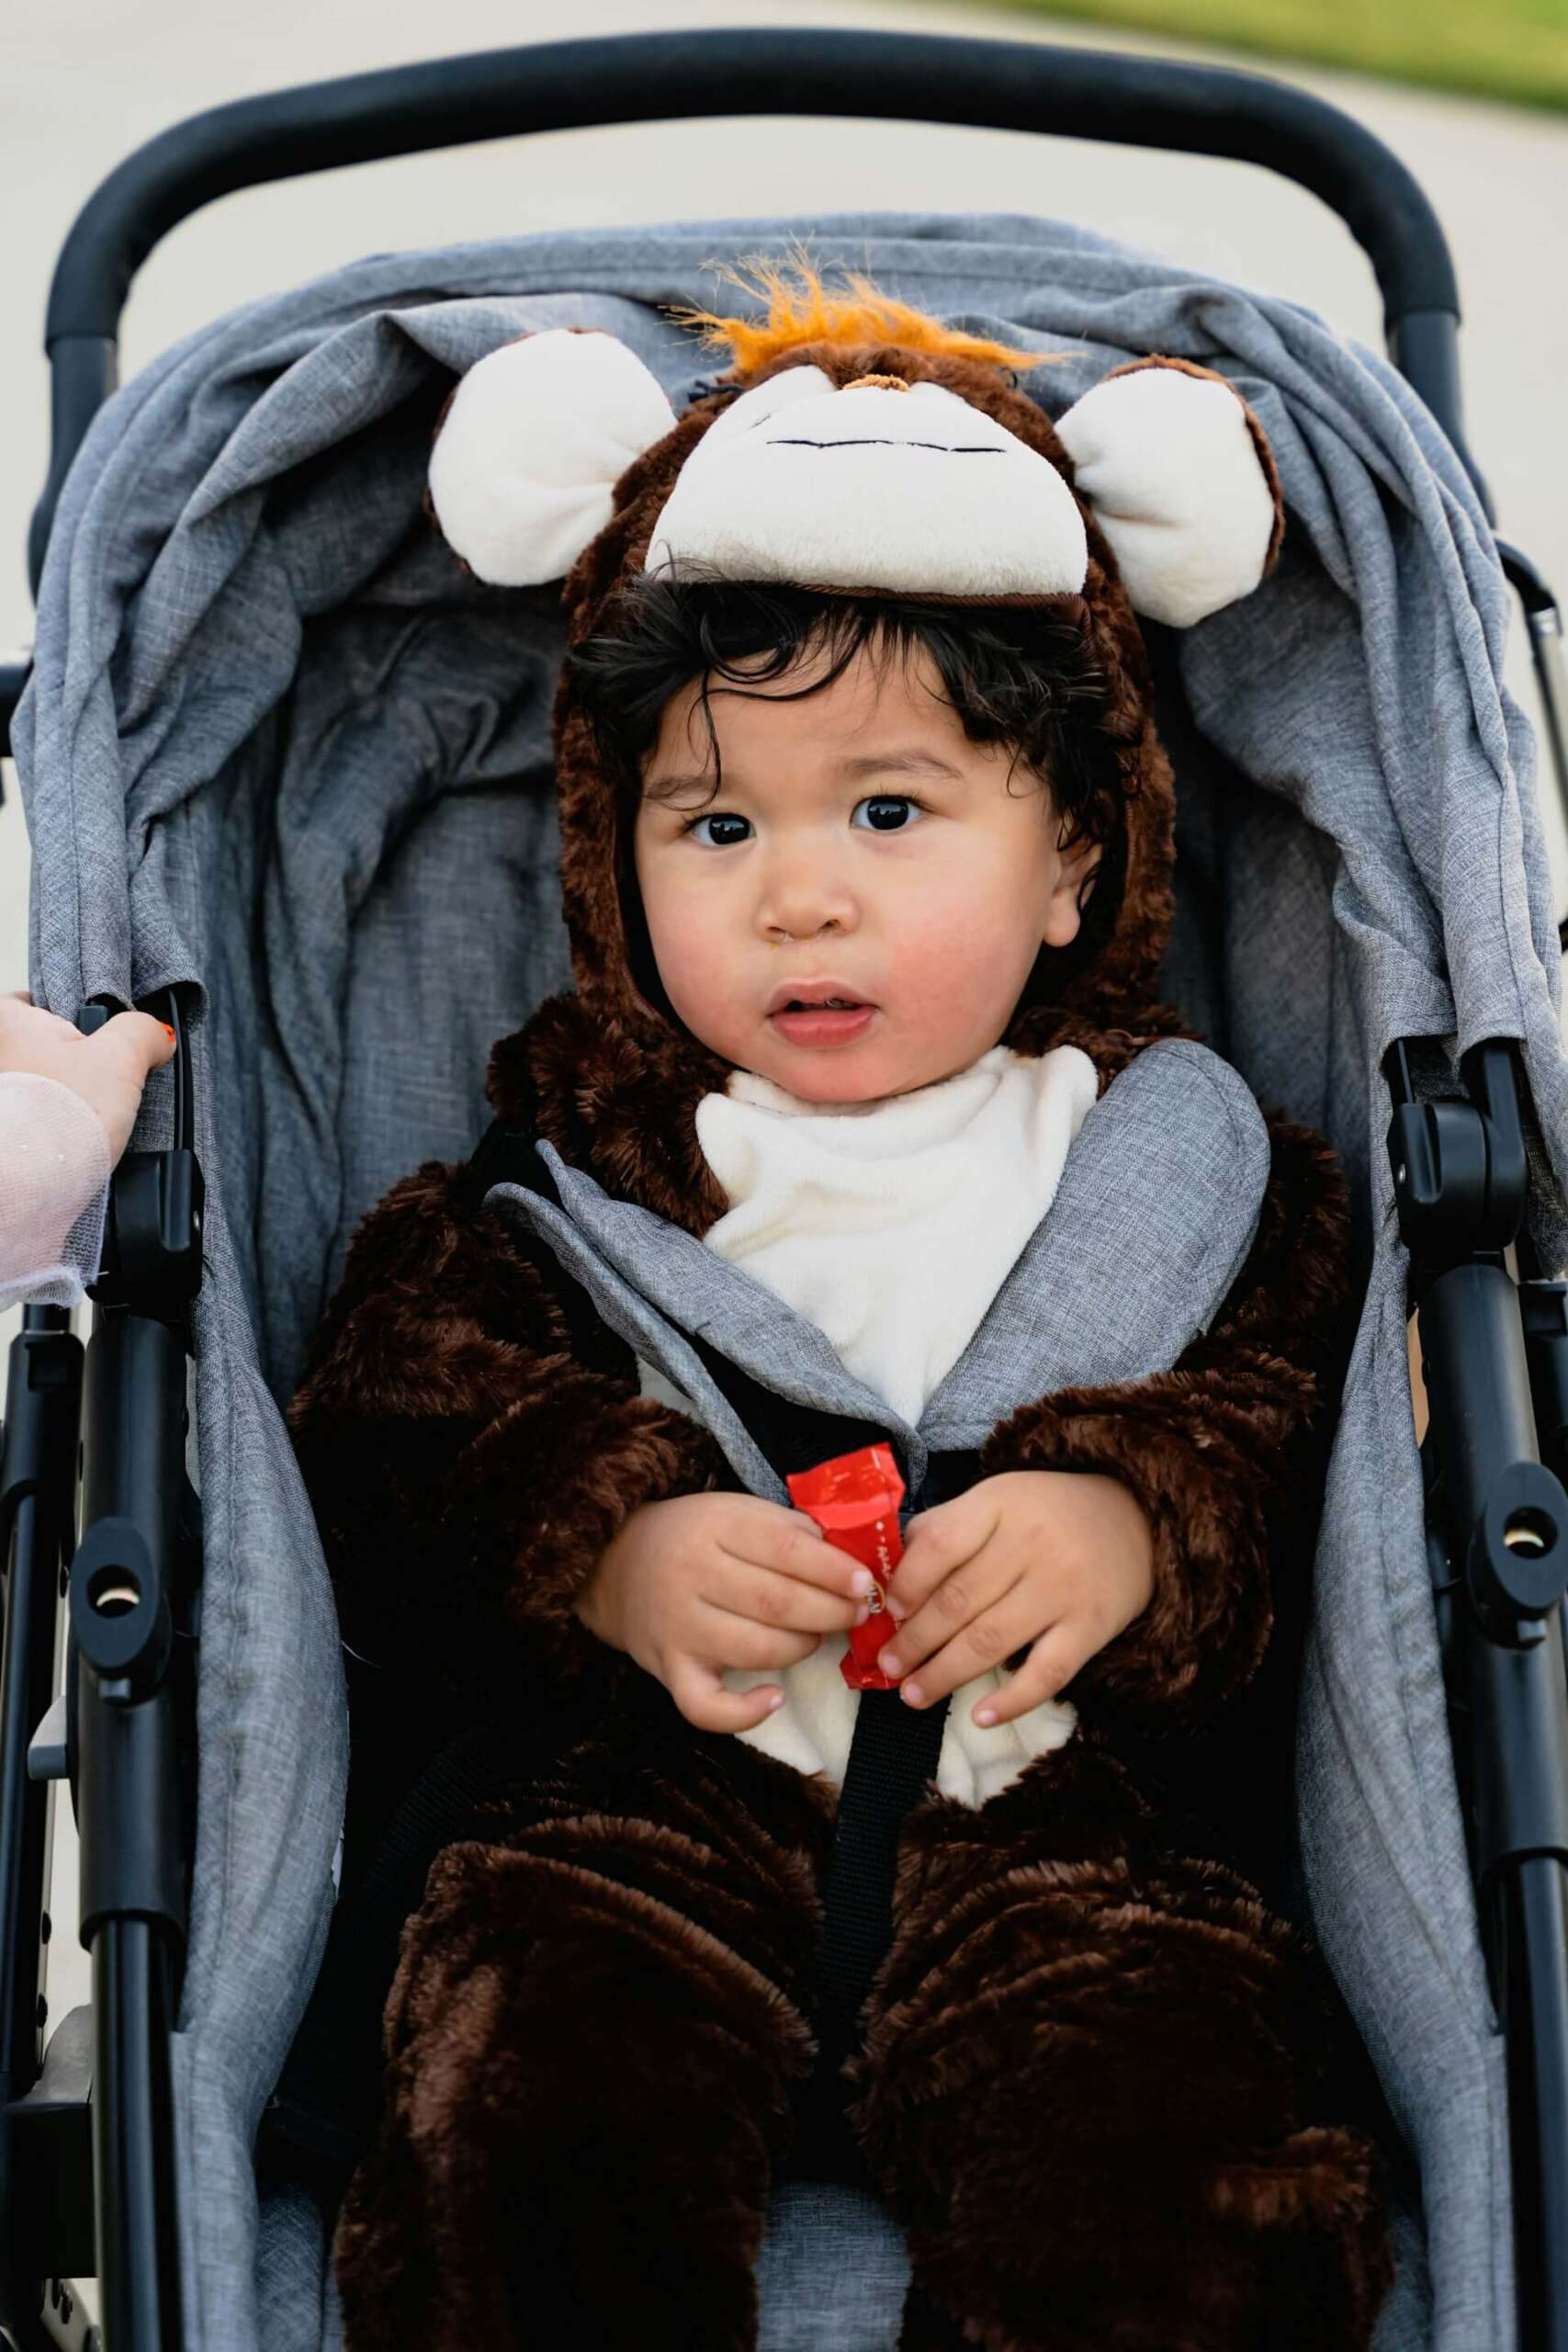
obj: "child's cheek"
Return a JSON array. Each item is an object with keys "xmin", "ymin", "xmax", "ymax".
[
  {"xmin": 643, "ymin": 881, "xmax": 753, "ymax": 1056},
  {"xmin": 887, "ymin": 902, "xmax": 1036, "ymax": 1046}
]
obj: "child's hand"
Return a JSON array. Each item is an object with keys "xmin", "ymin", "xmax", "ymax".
[
  {"xmin": 874, "ymin": 1470, "xmax": 1155, "ymax": 1726},
  {"xmin": 1, "ymin": 992, "xmax": 175, "ymax": 1162},
  {"xmin": 576, "ymin": 1490, "xmax": 875, "ymax": 1734}
]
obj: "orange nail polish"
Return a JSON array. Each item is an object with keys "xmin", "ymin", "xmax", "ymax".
[{"xmin": 161, "ymin": 1023, "xmax": 176, "ymax": 1046}]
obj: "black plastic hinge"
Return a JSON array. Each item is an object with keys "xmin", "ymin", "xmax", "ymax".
[
  {"xmin": 1384, "ymin": 1037, "xmax": 1529, "ymax": 1267},
  {"xmin": 89, "ymin": 1149, "xmax": 204, "ymax": 1318}
]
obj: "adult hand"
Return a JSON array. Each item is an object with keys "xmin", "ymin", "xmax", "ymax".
[{"xmin": 0, "ymin": 992, "xmax": 175, "ymax": 1163}]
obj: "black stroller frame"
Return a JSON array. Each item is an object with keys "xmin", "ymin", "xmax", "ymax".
[{"xmin": 2, "ymin": 28, "xmax": 1567, "ymax": 2351}]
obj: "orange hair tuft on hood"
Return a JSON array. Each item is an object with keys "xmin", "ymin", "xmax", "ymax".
[{"xmin": 670, "ymin": 254, "xmax": 1056, "ymax": 380}]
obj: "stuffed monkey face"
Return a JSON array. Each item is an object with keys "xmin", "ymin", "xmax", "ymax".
[
  {"xmin": 426, "ymin": 325, "xmax": 1282, "ymax": 628},
  {"xmin": 644, "ymin": 363, "xmax": 1089, "ymax": 601}
]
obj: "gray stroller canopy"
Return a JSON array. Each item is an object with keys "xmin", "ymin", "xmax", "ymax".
[{"xmin": 15, "ymin": 213, "xmax": 1567, "ymax": 2352}]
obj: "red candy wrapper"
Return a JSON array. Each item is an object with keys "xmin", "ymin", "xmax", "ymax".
[{"xmin": 787, "ymin": 1443, "xmax": 906, "ymax": 1691}]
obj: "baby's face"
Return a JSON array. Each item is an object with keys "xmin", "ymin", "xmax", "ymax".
[{"xmin": 632, "ymin": 641, "xmax": 1094, "ymax": 1103}]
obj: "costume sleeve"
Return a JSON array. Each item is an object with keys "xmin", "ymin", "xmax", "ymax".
[
  {"xmin": 288, "ymin": 1159, "xmax": 728, "ymax": 1692},
  {"xmin": 978, "ymin": 1111, "xmax": 1350, "ymax": 1727}
]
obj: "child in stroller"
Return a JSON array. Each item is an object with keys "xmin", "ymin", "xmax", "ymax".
[{"xmin": 288, "ymin": 273, "xmax": 1392, "ymax": 2349}]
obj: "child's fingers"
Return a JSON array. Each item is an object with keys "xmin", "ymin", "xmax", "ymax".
[
  {"xmin": 972, "ymin": 1625, "xmax": 1086, "ymax": 1726},
  {"xmin": 667, "ymin": 1657, "xmax": 784, "ymax": 1735},
  {"xmin": 875, "ymin": 1542, "xmax": 1015, "ymax": 1685},
  {"xmin": 888, "ymin": 1488, "xmax": 997, "ymax": 1620},
  {"xmin": 700, "ymin": 1611, "xmax": 821, "ymax": 1673},
  {"xmin": 705, "ymin": 1560, "xmax": 864, "ymax": 1634},
  {"xmin": 723, "ymin": 1510, "xmax": 874, "ymax": 1603},
  {"xmin": 883, "ymin": 1582, "xmax": 1039, "ymax": 1711}
]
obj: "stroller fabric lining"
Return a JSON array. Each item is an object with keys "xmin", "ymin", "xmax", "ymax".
[{"xmin": 14, "ymin": 211, "xmax": 1567, "ymax": 2352}]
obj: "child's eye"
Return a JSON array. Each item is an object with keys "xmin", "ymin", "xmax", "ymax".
[
  {"xmin": 684, "ymin": 812, "xmax": 752, "ymax": 847},
  {"xmin": 851, "ymin": 796, "xmax": 923, "ymax": 833}
]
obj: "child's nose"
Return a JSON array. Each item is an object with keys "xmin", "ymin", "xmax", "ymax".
[
  {"xmin": 756, "ymin": 852, "xmax": 857, "ymax": 944},
  {"xmin": 758, "ymin": 889, "xmax": 858, "ymax": 945}
]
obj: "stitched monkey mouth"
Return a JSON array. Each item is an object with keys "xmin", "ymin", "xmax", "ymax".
[{"xmin": 768, "ymin": 437, "xmax": 1003, "ymax": 455}]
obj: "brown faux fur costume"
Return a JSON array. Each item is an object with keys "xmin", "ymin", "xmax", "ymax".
[{"xmin": 290, "ymin": 292, "xmax": 1391, "ymax": 2349}]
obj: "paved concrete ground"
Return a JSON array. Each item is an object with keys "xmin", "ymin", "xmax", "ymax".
[{"xmin": 1, "ymin": 0, "xmax": 1565, "ymax": 2271}]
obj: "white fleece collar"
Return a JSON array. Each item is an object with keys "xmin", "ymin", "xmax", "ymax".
[{"xmin": 696, "ymin": 1044, "xmax": 1098, "ymax": 1429}]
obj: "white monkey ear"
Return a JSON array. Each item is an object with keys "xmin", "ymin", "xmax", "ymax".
[
  {"xmin": 1055, "ymin": 362, "xmax": 1282, "ymax": 628},
  {"xmin": 427, "ymin": 329, "xmax": 678, "ymax": 587}
]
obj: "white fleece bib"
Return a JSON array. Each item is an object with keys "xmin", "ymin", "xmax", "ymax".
[{"xmin": 690, "ymin": 1043, "xmax": 1098, "ymax": 1806}]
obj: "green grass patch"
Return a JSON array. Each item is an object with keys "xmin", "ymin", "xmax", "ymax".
[{"xmin": 973, "ymin": 0, "xmax": 1568, "ymax": 112}]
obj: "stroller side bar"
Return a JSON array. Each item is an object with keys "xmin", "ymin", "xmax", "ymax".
[
  {"xmin": 0, "ymin": 995, "xmax": 199, "ymax": 2349},
  {"xmin": 1391, "ymin": 1037, "xmax": 1568, "ymax": 2352},
  {"xmin": 66, "ymin": 994, "xmax": 197, "ymax": 2352},
  {"xmin": 0, "ymin": 1309, "xmax": 88, "ymax": 2343}
]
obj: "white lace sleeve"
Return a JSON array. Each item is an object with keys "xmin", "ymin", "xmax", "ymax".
[{"xmin": 0, "ymin": 1072, "xmax": 113, "ymax": 1310}]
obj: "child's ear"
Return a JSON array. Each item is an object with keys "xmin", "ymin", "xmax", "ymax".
[
  {"xmin": 427, "ymin": 328, "xmax": 677, "ymax": 586},
  {"xmin": 1043, "ymin": 829, "xmax": 1101, "ymax": 949}
]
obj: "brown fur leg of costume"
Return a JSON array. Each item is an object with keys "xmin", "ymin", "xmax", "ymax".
[
  {"xmin": 852, "ymin": 1735, "xmax": 1391, "ymax": 2352},
  {"xmin": 335, "ymin": 1724, "xmax": 833, "ymax": 2352}
]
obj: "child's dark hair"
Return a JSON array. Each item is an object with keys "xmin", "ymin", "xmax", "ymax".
[{"xmin": 570, "ymin": 576, "xmax": 1134, "ymax": 1011}]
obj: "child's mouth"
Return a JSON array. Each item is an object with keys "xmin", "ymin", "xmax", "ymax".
[{"xmin": 766, "ymin": 994, "xmax": 877, "ymax": 1048}]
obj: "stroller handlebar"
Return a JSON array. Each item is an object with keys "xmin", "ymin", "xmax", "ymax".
[
  {"xmin": 26, "ymin": 28, "xmax": 1475, "ymax": 593},
  {"xmin": 44, "ymin": 30, "xmax": 1461, "ymax": 335}
]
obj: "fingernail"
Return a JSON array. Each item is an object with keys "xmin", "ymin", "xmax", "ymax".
[
  {"xmin": 767, "ymin": 1691, "xmax": 785, "ymax": 1713},
  {"xmin": 901, "ymin": 1680, "xmax": 925, "ymax": 1707},
  {"xmin": 974, "ymin": 1705, "xmax": 998, "ymax": 1727},
  {"xmin": 879, "ymin": 1650, "xmax": 903, "ymax": 1679},
  {"xmin": 161, "ymin": 1023, "xmax": 176, "ymax": 1046},
  {"xmin": 851, "ymin": 1569, "xmax": 874, "ymax": 1599},
  {"xmin": 853, "ymin": 1602, "xmax": 871, "ymax": 1626}
]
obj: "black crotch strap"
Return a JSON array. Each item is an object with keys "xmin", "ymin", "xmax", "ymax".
[{"xmin": 795, "ymin": 1446, "xmax": 977, "ymax": 2182}]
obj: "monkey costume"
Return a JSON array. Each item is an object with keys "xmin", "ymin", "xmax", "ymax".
[{"xmin": 290, "ymin": 271, "xmax": 1390, "ymax": 2351}]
